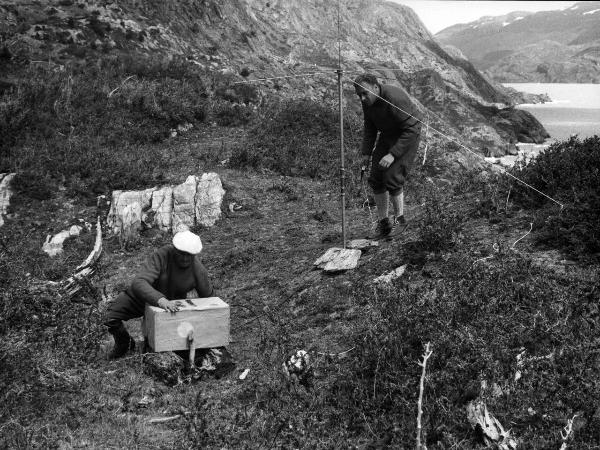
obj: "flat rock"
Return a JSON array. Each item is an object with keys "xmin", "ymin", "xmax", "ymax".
[
  {"xmin": 347, "ymin": 239, "xmax": 379, "ymax": 250},
  {"xmin": 314, "ymin": 247, "xmax": 362, "ymax": 272}
]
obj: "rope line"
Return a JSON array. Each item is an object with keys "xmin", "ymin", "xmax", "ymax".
[
  {"xmin": 350, "ymin": 78, "xmax": 564, "ymax": 209},
  {"xmin": 228, "ymin": 65, "xmax": 564, "ymax": 209},
  {"xmin": 233, "ymin": 71, "xmax": 336, "ymax": 84}
]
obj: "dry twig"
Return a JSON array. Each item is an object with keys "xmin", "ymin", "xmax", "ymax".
[
  {"xmin": 559, "ymin": 414, "xmax": 578, "ymax": 450},
  {"xmin": 416, "ymin": 342, "xmax": 432, "ymax": 450},
  {"xmin": 511, "ymin": 222, "xmax": 533, "ymax": 250}
]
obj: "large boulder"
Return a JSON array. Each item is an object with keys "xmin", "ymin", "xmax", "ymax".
[
  {"xmin": 106, "ymin": 173, "xmax": 225, "ymax": 236},
  {"xmin": 195, "ymin": 173, "xmax": 226, "ymax": 227},
  {"xmin": 151, "ymin": 186, "xmax": 174, "ymax": 231},
  {"xmin": 107, "ymin": 188, "xmax": 154, "ymax": 235},
  {"xmin": 172, "ymin": 175, "xmax": 197, "ymax": 232}
]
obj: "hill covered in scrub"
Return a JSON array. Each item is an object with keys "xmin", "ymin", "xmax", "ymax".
[
  {"xmin": 2, "ymin": 1, "xmax": 600, "ymax": 449},
  {"xmin": 1, "ymin": 0, "xmax": 549, "ymax": 161},
  {"xmin": 435, "ymin": 1, "xmax": 600, "ymax": 83}
]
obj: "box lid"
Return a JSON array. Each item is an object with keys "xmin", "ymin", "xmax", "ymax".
[{"xmin": 146, "ymin": 296, "xmax": 228, "ymax": 313}]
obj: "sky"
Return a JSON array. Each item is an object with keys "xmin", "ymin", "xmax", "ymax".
[{"xmin": 390, "ymin": 1, "xmax": 579, "ymax": 34}]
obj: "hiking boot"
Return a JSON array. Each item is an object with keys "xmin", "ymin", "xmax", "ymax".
[
  {"xmin": 107, "ymin": 322, "xmax": 136, "ymax": 360},
  {"xmin": 390, "ymin": 215, "xmax": 407, "ymax": 236},
  {"xmin": 370, "ymin": 217, "xmax": 392, "ymax": 240}
]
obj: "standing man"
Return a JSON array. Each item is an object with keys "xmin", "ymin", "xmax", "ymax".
[
  {"xmin": 354, "ymin": 73, "xmax": 422, "ymax": 239},
  {"xmin": 103, "ymin": 230, "xmax": 214, "ymax": 359}
]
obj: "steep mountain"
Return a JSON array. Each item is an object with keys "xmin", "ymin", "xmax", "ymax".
[
  {"xmin": 435, "ymin": 1, "xmax": 600, "ymax": 83},
  {"xmin": 0, "ymin": 0, "xmax": 550, "ymax": 156}
]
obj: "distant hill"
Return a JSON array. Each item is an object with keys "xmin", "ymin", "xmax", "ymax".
[{"xmin": 435, "ymin": 1, "xmax": 600, "ymax": 83}]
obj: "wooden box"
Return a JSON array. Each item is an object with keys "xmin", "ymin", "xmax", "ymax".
[{"xmin": 144, "ymin": 297, "xmax": 229, "ymax": 352}]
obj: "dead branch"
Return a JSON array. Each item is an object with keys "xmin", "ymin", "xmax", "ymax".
[
  {"xmin": 416, "ymin": 342, "xmax": 432, "ymax": 450},
  {"xmin": 148, "ymin": 415, "xmax": 181, "ymax": 424},
  {"xmin": 108, "ymin": 75, "xmax": 135, "ymax": 98},
  {"xmin": 511, "ymin": 222, "xmax": 533, "ymax": 250},
  {"xmin": 559, "ymin": 414, "xmax": 578, "ymax": 450},
  {"xmin": 62, "ymin": 216, "xmax": 103, "ymax": 299}
]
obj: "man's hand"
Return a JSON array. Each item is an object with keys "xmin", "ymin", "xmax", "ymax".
[
  {"xmin": 379, "ymin": 153, "xmax": 395, "ymax": 169},
  {"xmin": 157, "ymin": 297, "xmax": 179, "ymax": 313},
  {"xmin": 362, "ymin": 154, "xmax": 371, "ymax": 170}
]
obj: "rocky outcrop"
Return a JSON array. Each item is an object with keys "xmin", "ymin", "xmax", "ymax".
[
  {"xmin": 107, "ymin": 173, "xmax": 225, "ymax": 237},
  {"xmin": 491, "ymin": 108, "xmax": 550, "ymax": 144}
]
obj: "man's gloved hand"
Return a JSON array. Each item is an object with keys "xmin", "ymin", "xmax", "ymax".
[
  {"xmin": 379, "ymin": 153, "xmax": 395, "ymax": 169},
  {"xmin": 157, "ymin": 297, "xmax": 179, "ymax": 313}
]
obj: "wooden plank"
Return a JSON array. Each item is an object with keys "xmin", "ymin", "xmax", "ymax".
[{"xmin": 145, "ymin": 297, "xmax": 230, "ymax": 352}]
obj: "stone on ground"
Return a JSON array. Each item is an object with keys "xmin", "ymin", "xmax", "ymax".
[
  {"xmin": 0, "ymin": 173, "xmax": 16, "ymax": 228},
  {"xmin": 347, "ymin": 239, "xmax": 379, "ymax": 250},
  {"xmin": 42, "ymin": 225, "xmax": 83, "ymax": 257},
  {"xmin": 373, "ymin": 264, "xmax": 407, "ymax": 284},
  {"xmin": 314, "ymin": 247, "xmax": 362, "ymax": 272}
]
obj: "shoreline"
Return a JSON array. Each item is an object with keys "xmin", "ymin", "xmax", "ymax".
[{"xmin": 484, "ymin": 140, "xmax": 553, "ymax": 168}]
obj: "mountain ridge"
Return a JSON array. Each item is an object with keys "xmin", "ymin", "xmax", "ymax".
[{"xmin": 435, "ymin": 1, "xmax": 600, "ymax": 83}]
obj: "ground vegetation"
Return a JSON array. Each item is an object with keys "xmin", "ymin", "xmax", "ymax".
[{"xmin": 1, "ymin": 53, "xmax": 599, "ymax": 449}]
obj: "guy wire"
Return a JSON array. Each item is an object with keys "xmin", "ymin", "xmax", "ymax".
[{"xmin": 349, "ymin": 78, "xmax": 565, "ymax": 210}]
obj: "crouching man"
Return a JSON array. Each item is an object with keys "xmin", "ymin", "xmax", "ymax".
[{"xmin": 104, "ymin": 230, "xmax": 214, "ymax": 359}]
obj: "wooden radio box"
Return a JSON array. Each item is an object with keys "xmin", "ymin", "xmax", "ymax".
[{"xmin": 144, "ymin": 297, "xmax": 230, "ymax": 352}]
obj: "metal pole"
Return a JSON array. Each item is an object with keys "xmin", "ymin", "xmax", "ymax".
[{"xmin": 337, "ymin": 68, "xmax": 346, "ymax": 248}]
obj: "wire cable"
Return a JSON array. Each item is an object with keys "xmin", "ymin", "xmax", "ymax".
[
  {"xmin": 350, "ymin": 77, "xmax": 564, "ymax": 209},
  {"xmin": 232, "ymin": 71, "xmax": 336, "ymax": 84}
]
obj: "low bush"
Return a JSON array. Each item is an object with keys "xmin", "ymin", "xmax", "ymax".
[
  {"xmin": 509, "ymin": 135, "xmax": 600, "ymax": 259},
  {"xmin": 229, "ymin": 98, "xmax": 363, "ymax": 179},
  {"xmin": 418, "ymin": 182, "xmax": 464, "ymax": 251}
]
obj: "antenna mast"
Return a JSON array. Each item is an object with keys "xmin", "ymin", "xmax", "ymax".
[{"xmin": 337, "ymin": 0, "xmax": 346, "ymax": 248}]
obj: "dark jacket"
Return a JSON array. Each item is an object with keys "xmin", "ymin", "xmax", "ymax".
[
  {"xmin": 126, "ymin": 245, "xmax": 213, "ymax": 306},
  {"xmin": 361, "ymin": 83, "xmax": 422, "ymax": 165}
]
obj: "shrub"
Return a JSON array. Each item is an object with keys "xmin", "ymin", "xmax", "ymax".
[
  {"xmin": 509, "ymin": 135, "xmax": 600, "ymax": 259},
  {"xmin": 418, "ymin": 182, "xmax": 464, "ymax": 251},
  {"xmin": 229, "ymin": 98, "xmax": 362, "ymax": 179}
]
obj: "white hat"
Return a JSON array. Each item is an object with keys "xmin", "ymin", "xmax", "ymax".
[{"xmin": 172, "ymin": 230, "xmax": 203, "ymax": 255}]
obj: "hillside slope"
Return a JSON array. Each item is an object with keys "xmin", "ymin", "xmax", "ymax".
[
  {"xmin": 435, "ymin": 1, "xmax": 600, "ymax": 83},
  {"xmin": 0, "ymin": 0, "xmax": 549, "ymax": 151}
]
